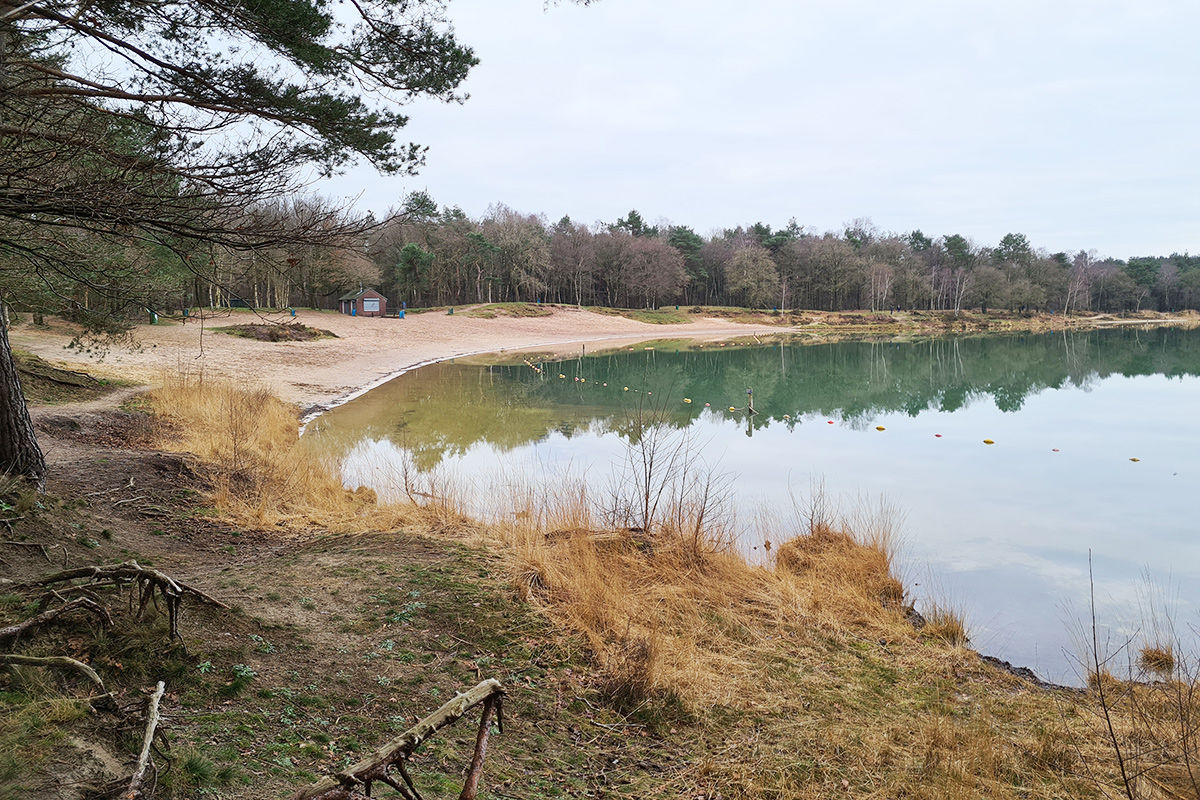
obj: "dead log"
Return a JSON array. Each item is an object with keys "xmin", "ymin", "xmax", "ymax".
[
  {"xmin": 125, "ymin": 681, "xmax": 165, "ymax": 800},
  {"xmin": 291, "ymin": 679, "xmax": 505, "ymax": 800},
  {"xmin": 544, "ymin": 528, "xmax": 652, "ymax": 554},
  {"xmin": 31, "ymin": 561, "xmax": 228, "ymax": 641},
  {"xmin": 0, "ymin": 596, "xmax": 111, "ymax": 643},
  {"xmin": 0, "ymin": 653, "xmax": 105, "ymax": 690}
]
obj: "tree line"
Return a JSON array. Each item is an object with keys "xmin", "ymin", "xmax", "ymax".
[
  {"xmin": 72, "ymin": 197, "xmax": 1188, "ymax": 319},
  {"xmin": 263, "ymin": 199, "xmax": 1200, "ymax": 316}
]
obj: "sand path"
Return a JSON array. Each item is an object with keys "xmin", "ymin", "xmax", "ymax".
[{"xmin": 10, "ymin": 306, "xmax": 761, "ymax": 411}]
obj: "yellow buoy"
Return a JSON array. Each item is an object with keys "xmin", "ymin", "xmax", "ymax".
[
  {"xmin": 729, "ymin": 406, "xmax": 737, "ymax": 412},
  {"xmin": 1129, "ymin": 457, "xmax": 1140, "ymax": 462},
  {"xmin": 876, "ymin": 426, "xmax": 885, "ymax": 431},
  {"xmin": 683, "ymin": 398, "xmax": 692, "ymax": 404},
  {"xmin": 983, "ymin": 439, "xmax": 995, "ymax": 445},
  {"xmin": 623, "ymin": 387, "xmax": 629, "ymax": 391},
  {"xmin": 559, "ymin": 374, "xmax": 565, "ymax": 379}
]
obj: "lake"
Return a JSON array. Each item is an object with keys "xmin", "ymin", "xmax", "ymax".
[{"xmin": 305, "ymin": 325, "xmax": 1200, "ymax": 683}]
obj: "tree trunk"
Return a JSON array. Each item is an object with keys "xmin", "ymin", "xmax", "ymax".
[{"xmin": 0, "ymin": 301, "xmax": 47, "ymax": 491}]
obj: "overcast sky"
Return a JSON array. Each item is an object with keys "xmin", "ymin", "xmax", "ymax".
[{"xmin": 322, "ymin": 0, "xmax": 1200, "ymax": 259}]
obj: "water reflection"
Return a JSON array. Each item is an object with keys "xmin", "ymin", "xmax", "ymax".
[{"xmin": 306, "ymin": 327, "xmax": 1200, "ymax": 682}]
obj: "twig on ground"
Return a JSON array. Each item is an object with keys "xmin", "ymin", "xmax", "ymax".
[
  {"xmin": 31, "ymin": 561, "xmax": 227, "ymax": 641},
  {"xmin": 1, "ymin": 539, "xmax": 51, "ymax": 562}
]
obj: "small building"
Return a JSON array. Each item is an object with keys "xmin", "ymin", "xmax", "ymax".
[{"xmin": 338, "ymin": 288, "xmax": 387, "ymax": 317}]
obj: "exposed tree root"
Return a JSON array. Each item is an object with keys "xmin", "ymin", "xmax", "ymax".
[
  {"xmin": 0, "ymin": 595, "xmax": 111, "ymax": 643},
  {"xmin": 0, "ymin": 652, "xmax": 105, "ymax": 690},
  {"xmin": 30, "ymin": 560, "xmax": 228, "ymax": 641}
]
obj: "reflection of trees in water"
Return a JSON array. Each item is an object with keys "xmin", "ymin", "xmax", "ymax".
[
  {"xmin": 522, "ymin": 327, "xmax": 1200, "ymax": 433},
  {"xmin": 311, "ymin": 327, "xmax": 1200, "ymax": 468}
]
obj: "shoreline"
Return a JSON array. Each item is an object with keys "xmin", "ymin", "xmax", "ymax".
[
  {"xmin": 294, "ymin": 327, "xmax": 763, "ymax": 431},
  {"xmin": 12, "ymin": 306, "xmax": 1196, "ymax": 420},
  {"xmin": 8, "ymin": 306, "xmax": 761, "ymax": 412}
]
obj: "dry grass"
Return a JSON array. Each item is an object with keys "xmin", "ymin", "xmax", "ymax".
[
  {"xmin": 921, "ymin": 602, "xmax": 971, "ymax": 647},
  {"xmin": 148, "ymin": 369, "xmax": 466, "ymax": 534},
  {"xmin": 462, "ymin": 302, "xmax": 554, "ymax": 319},
  {"xmin": 490, "ymin": 469, "xmax": 915, "ymax": 710},
  {"xmin": 1139, "ymin": 644, "xmax": 1176, "ymax": 677}
]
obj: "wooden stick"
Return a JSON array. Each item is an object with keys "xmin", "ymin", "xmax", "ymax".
[
  {"xmin": 0, "ymin": 653, "xmax": 105, "ymax": 689},
  {"xmin": 459, "ymin": 694, "xmax": 501, "ymax": 800},
  {"xmin": 291, "ymin": 679, "xmax": 504, "ymax": 800},
  {"xmin": 125, "ymin": 681, "xmax": 165, "ymax": 800},
  {"xmin": 2, "ymin": 538, "xmax": 49, "ymax": 561}
]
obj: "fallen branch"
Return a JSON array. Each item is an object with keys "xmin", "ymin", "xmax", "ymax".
[
  {"xmin": 0, "ymin": 596, "xmax": 111, "ymax": 643},
  {"xmin": 125, "ymin": 681, "xmax": 165, "ymax": 800},
  {"xmin": 137, "ymin": 506, "xmax": 172, "ymax": 518},
  {"xmin": 460, "ymin": 693, "xmax": 503, "ymax": 800},
  {"xmin": 0, "ymin": 653, "xmax": 105, "ymax": 690},
  {"xmin": 291, "ymin": 679, "xmax": 505, "ymax": 800},
  {"xmin": 32, "ymin": 561, "xmax": 228, "ymax": 641}
]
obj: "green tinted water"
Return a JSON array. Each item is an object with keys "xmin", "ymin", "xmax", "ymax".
[{"xmin": 307, "ymin": 326, "xmax": 1200, "ymax": 681}]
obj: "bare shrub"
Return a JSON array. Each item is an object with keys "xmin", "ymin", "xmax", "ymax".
[{"xmin": 1068, "ymin": 559, "xmax": 1200, "ymax": 800}]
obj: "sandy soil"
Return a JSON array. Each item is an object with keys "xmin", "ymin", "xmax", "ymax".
[{"xmin": 9, "ymin": 306, "xmax": 757, "ymax": 411}]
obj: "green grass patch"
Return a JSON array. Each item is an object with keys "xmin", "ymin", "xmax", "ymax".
[
  {"xmin": 12, "ymin": 349, "xmax": 112, "ymax": 404},
  {"xmin": 590, "ymin": 306, "xmax": 692, "ymax": 324},
  {"xmin": 217, "ymin": 323, "xmax": 338, "ymax": 342},
  {"xmin": 462, "ymin": 302, "xmax": 554, "ymax": 319}
]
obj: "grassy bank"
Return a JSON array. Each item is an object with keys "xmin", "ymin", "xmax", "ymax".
[
  {"xmin": 2, "ymin": 374, "xmax": 1197, "ymax": 798},
  {"xmin": 587, "ymin": 304, "xmax": 1200, "ymax": 335}
]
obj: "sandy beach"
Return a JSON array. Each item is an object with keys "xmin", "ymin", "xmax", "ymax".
[{"xmin": 9, "ymin": 306, "xmax": 757, "ymax": 411}]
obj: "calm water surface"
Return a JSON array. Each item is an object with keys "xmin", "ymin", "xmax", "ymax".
[{"xmin": 306, "ymin": 326, "xmax": 1200, "ymax": 682}]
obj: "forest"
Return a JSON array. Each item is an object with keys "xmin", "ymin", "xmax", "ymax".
[{"xmin": 10, "ymin": 193, "xmax": 1197, "ymax": 323}]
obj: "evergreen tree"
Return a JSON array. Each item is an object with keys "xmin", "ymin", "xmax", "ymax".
[{"xmin": 0, "ymin": 0, "xmax": 480, "ymax": 486}]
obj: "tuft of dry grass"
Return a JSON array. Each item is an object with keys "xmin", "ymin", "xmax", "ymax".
[
  {"xmin": 1139, "ymin": 643, "xmax": 1176, "ymax": 677},
  {"xmin": 921, "ymin": 602, "xmax": 971, "ymax": 647}
]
